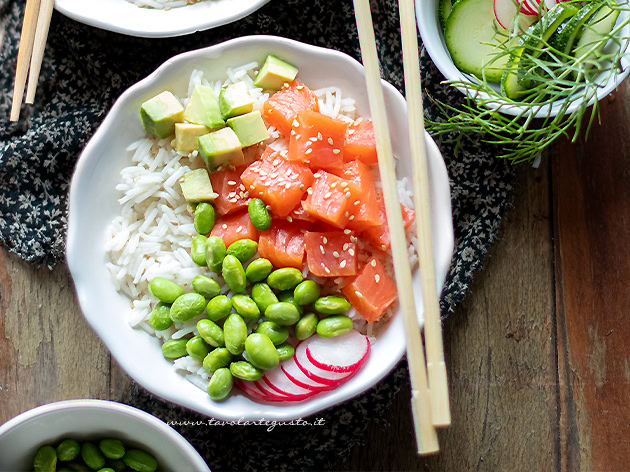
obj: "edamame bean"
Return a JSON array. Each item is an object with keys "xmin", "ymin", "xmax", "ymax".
[
  {"xmin": 230, "ymin": 361, "xmax": 263, "ymax": 381},
  {"xmin": 251, "ymin": 283, "xmax": 279, "ymax": 313},
  {"xmin": 192, "ymin": 274, "xmax": 220, "ymax": 299},
  {"xmin": 314, "ymin": 296, "xmax": 351, "ymax": 315},
  {"xmin": 276, "ymin": 342, "xmax": 295, "ymax": 361},
  {"xmin": 191, "ymin": 234, "xmax": 208, "ymax": 266},
  {"xmin": 97, "ymin": 469, "xmax": 115, "ymax": 472},
  {"xmin": 186, "ymin": 335, "xmax": 210, "ymax": 360},
  {"xmin": 278, "ymin": 291, "xmax": 303, "ymax": 315},
  {"xmin": 148, "ymin": 302, "xmax": 172, "ymax": 331},
  {"xmin": 208, "ymin": 367, "xmax": 234, "ymax": 401},
  {"xmin": 57, "ymin": 467, "xmax": 74, "ymax": 472},
  {"xmin": 122, "ymin": 449, "xmax": 158, "ymax": 472},
  {"xmin": 222, "ymin": 255, "xmax": 246, "ymax": 293},
  {"xmin": 245, "ymin": 258, "xmax": 273, "ymax": 283},
  {"xmin": 232, "ymin": 294, "xmax": 260, "ymax": 319},
  {"xmin": 206, "ymin": 235, "xmax": 227, "ymax": 272},
  {"xmin": 224, "ymin": 314, "xmax": 247, "ymax": 355},
  {"xmin": 255, "ymin": 321, "xmax": 289, "ymax": 345},
  {"xmin": 294, "ymin": 280, "xmax": 321, "ymax": 305},
  {"xmin": 245, "ymin": 333, "xmax": 280, "ymax": 370},
  {"xmin": 169, "ymin": 292, "xmax": 206, "ymax": 322},
  {"xmin": 65, "ymin": 463, "xmax": 90, "ymax": 472},
  {"xmin": 206, "ymin": 295, "xmax": 232, "ymax": 321},
  {"xmin": 197, "ymin": 319, "xmax": 225, "ymax": 347},
  {"xmin": 33, "ymin": 445, "xmax": 57, "ymax": 472},
  {"xmin": 264, "ymin": 302, "xmax": 300, "ymax": 326},
  {"xmin": 148, "ymin": 277, "xmax": 184, "ymax": 303},
  {"xmin": 98, "ymin": 440, "xmax": 125, "ymax": 460},
  {"xmin": 194, "ymin": 202, "xmax": 215, "ymax": 234},
  {"xmin": 105, "ymin": 460, "xmax": 126, "ymax": 472},
  {"xmin": 81, "ymin": 442, "xmax": 105, "ymax": 471},
  {"xmin": 248, "ymin": 198, "xmax": 272, "ymax": 231},
  {"xmin": 161, "ymin": 339, "xmax": 188, "ymax": 359},
  {"xmin": 56, "ymin": 439, "xmax": 80, "ymax": 461},
  {"xmin": 295, "ymin": 313, "xmax": 318, "ymax": 340},
  {"xmin": 226, "ymin": 239, "xmax": 258, "ymax": 263},
  {"xmin": 203, "ymin": 347, "xmax": 233, "ymax": 373},
  {"xmin": 316, "ymin": 315, "xmax": 353, "ymax": 338},
  {"xmin": 267, "ymin": 268, "xmax": 303, "ymax": 291}
]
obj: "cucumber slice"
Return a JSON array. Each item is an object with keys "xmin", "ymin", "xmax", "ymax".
[
  {"xmin": 574, "ymin": 4, "xmax": 620, "ymax": 73},
  {"xmin": 444, "ymin": 0, "xmax": 512, "ymax": 83},
  {"xmin": 550, "ymin": 0, "xmax": 606, "ymax": 55},
  {"xmin": 439, "ymin": 0, "xmax": 453, "ymax": 31}
]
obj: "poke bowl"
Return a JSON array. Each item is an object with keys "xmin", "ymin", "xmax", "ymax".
[
  {"xmin": 66, "ymin": 36, "xmax": 454, "ymax": 421},
  {"xmin": 0, "ymin": 399, "xmax": 210, "ymax": 471}
]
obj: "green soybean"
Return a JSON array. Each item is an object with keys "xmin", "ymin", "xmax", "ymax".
[
  {"xmin": 57, "ymin": 467, "xmax": 75, "ymax": 472},
  {"xmin": 186, "ymin": 335, "xmax": 210, "ymax": 360},
  {"xmin": 278, "ymin": 291, "xmax": 304, "ymax": 315},
  {"xmin": 81, "ymin": 442, "xmax": 105, "ymax": 471},
  {"xmin": 33, "ymin": 445, "xmax": 57, "ymax": 472},
  {"xmin": 203, "ymin": 347, "xmax": 233, "ymax": 373},
  {"xmin": 194, "ymin": 202, "xmax": 215, "ymax": 234},
  {"xmin": 122, "ymin": 449, "xmax": 158, "ymax": 472},
  {"xmin": 65, "ymin": 463, "xmax": 90, "ymax": 472},
  {"xmin": 208, "ymin": 367, "xmax": 234, "ymax": 401},
  {"xmin": 148, "ymin": 302, "xmax": 173, "ymax": 331},
  {"xmin": 98, "ymin": 440, "xmax": 125, "ymax": 460},
  {"xmin": 255, "ymin": 321, "xmax": 289, "ymax": 346},
  {"xmin": 267, "ymin": 267, "xmax": 303, "ymax": 291},
  {"xmin": 251, "ymin": 283, "xmax": 279, "ymax": 313},
  {"xmin": 97, "ymin": 469, "xmax": 115, "ymax": 472},
  {"xmin": 192, "ymin": 274, "xmax": 220, "ymax": 299},
  {"xmin": 316, "ymin": 315, "xmax": 353, "ymax": 338},
  {"xmin": 245, "ymin": 333, "xmax": 280, "ymax": 370},
  {"xmin": 314, "ymin": 296, "xmax": 351, "ymax": 315},
  {"xmin": 224, "ymin": 314, "xmax": 247, "ymax": 355},
  {"xmin": 56, "ymin": 439, "xmax": 80, "ymax": 461},
  {"xmin": 206, "ymin": 295, "xmax": 232, "ymax": 321},
  {"xmin": 227, "ymin": 239, "xmax": 258, "ymax": 263},
  {"xmin": 264, "ymin": 302, "xmax": 300, "ymax": 326},
  {"xmin": 197, "ymin": 319, "xmax": 225, "ymax": 347},
  {"xmin": 161, "ymin": 338, "xmax": 188, "ymax": 359},
  {"xmin": 230, "ymin": 361, "xmax": 263, "ymax": 381},
  {"xmin": 295, "ymin": 313, "xmax": 318, "ymax": 340},
  {"xmin": 232, "ymin": 294, "xmax": 260, "ymax": 319},
  {"xmin": 294, "ymin": 280, "xmax": 321, "ymax": 305},
  {"xmin": 222, "ymin": 255, "xmax": 247, "ymax": 293},
  {"xmin": 245, "ymin": 258, "xmax": 273, "ymax": 283},
  {"xmin": 169, "ymin": 292, "xmax": 206, "ymax": 322},
  {"xmin": 248, "ymin": 198, "xmax": 272, "ymax": 231},
  {"xmin": 148, "ymin": 277, "xmax": 184, "ymax": 303},
  {"xmin": 276, "ymin": 342, "xmax": 295, "ymax": 361},
  {"xmin": 206, "ymin": 235, "xmax": 227, "ymax": 272},
  {"xmin": 191, "ymin": 234, "xmax": 208, "ymax": 266},
  {"xmin": 105, "ymin": 459, "xmax": 126, "ymax": 472}
]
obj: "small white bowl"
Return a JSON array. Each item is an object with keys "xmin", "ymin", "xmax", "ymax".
[
  {"xmin": 55, "ymin": 0, "xmax": 270, "ymax": 38},
  {"xmin": 416, "ymin": 0, "xmax": 630, "ymax": 117},
  {"xmin": 0, "ymin": 399, "xmax": 210, "ymax": 471},
  {"xmin": 66, "ymin": 36, "xmax": 454, "ymax": 421}
]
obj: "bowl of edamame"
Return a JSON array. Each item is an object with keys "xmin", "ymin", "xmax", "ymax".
[{"xmin": 0, "ymin": 399, "xmax": 210, "ymax": 471}]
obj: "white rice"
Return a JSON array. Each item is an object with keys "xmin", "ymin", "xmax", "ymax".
[
  {"xmin": 106, "ymin": 61, "xmax": 418, "ymax": 392},
  {"xmin": 127, "ymin": 0, "xmax": 200, "ymax": 9}
]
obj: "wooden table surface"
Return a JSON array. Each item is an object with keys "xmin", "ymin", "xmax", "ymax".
[{"xmin": 2, "ymin": 42, "xmax": 630, "ymax": 472}]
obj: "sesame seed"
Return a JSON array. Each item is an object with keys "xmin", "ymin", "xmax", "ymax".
[
  {"xmin": 310, "ymin": 137, "xmax": 318, "ymax": 143},
  {"xmin": 307, "ymin": 188, "xmax": 313, "ymax": 195},
  {"xmin": 343, "ymin": 243, "xmax": 349, "ymax": 251},
  {"xmin": 344, "ymin": 170, "xmax": 352, "ymax": 176},
  {"xmin": 222, "ymin": 224, "xmax": 228, "ymax": 229},
  {"xmin": 292, "ymin": 119, "xmax": 300, "ymax": 128},
  {"xmin": 324, "ymin": 192, "xmax": 332, "ymax": 199},
  {"xmin": 349, "ymin": 215, "xmax": 355, "ymax": 220},
  {"xmin": 328, "ymin": 138, "xmax": 334, "ymax": 145},
  {"xmin": 332, "ymin": 149, "xmax": 341, "ymax": 154},
  {"xmin": 381, "ymin": 244, "xmax": 387, "ymax": 250},
  {"xmin": 349, "ymin": 248, "xmax": 355, "ymax": 256},
  {"xmin": 236, "ymin": 226, "xmax": 242, "ymax": 233},
  {"xmin": 228, "ymin": 180, "xmax": 237, "ymax": 185},
  {"xmin": 333, "ymin": 251, "xmax": 340, "ymax": 258},
  {"xmin": 344, "ymin": 211, "xmax": 349, "ymax": 218},
  {"xmin": 266, "ymin": 205, "xmax": 271, "ymax": 210},
  {"xmin": 228, "ymin": 192, "xmax": 237, "ymax": 198},
  {"xmin": 344, "ymin": 191, "xmax": 351, "ymax": 199},
  {"xmin": 317, "ymin": 132, "xmax": 323, "ymax": 141},
  {"xmin": 344, "ymin": 229, "xmax": 351, "ymax": 234},
  {"xmin": 229, "ymin": 198, "xmax": 238, "ymax": 203},
  {"xmin": 324, "ymin": 267, "xmax": 331, "ymax": 274},
  {"xmin": 285, "ymin": 182, "xmax": 291, "ymax": 189},
  {"xmin": 250, "ymin": 185, "xmax": 256, "ymax": 190},
  {"xmin": 287, "ymin": 216, "xmax": 293, "ymax": 222},
  {"xmin": 322, "ymin": 237, "xmax": 328, "ymax": 244},
  {"xmin": 340, "ymin": 260, "xmax": 347, "ymax": 268},
  {"xmin": 348, "ymin": 129, "xmax": 356, "ymax": 135},
  {"xmin": 291, "ymin": 130, "xmax": 296, "ymax": 136},
  {"xmin": 281, "ymin": 150, "xmax": 289, "ymax": 157},
  {"xmin": 355, "ymin": 291, "xmax": 363, "ymax": 298},
  {"xmin": 354, "ymin": 200, "xmax": 360, "ymax": 206},
  {"xmin": 305, "ymin": 141, "xmax": 312, "ymax": 148},
  {"xmin": 351, "ymin": 236, "xmax": 358, "ymax": 242},
  {"xmin": 320, "ymin": 245, "xmax": 325, "ymax": 255},
  {"xmin": 305, "ymin": 148, "xmax": 313, "ymax": 155},
  {"xmin": 314, "ymin": 172, "xmax": 321, "ymax": 178},
  {"xmin": 331, "ymin": 182, "xmax": 338, "ymax": 189},
  {"xmin": 294, "ymin": 209, "xmax": 301, "ymax": 214},
  {"xmin": 340, "ymin": 182, "xmax": 348, "ymax": 188},
  {"xmin": 375, "ymin": 274, "xmax": 380, "ymax": 283},
  {"xmin": 296, "ymin": 134, "xmax": 301, "ymax": 140},
  {"xmin": 259, "ymin": 192, "xmax": 264, "ymax": 196},
  {"xmin": 283, "ymin": 82, "xmax": 289, "ymax": 88},
  {"xmin": 296, "ymin": 85, "xmax": 304, "ymax": 90},
  {"xmin": 300, "ymin": 184, "xmax": 305, "ymax": 191},
  {"xmin": 270, "ymin": 172, "xmax": 278, "ymax": 178},
  {"xmin": 239, "ymin": 184, "xmax": 246, "ymax": 191},
  {"xmin": 372, "ymin": 259, "xmax": 378, "ymax": 267}
]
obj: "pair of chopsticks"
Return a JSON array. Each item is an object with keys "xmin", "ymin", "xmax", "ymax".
[
  {"xmin": 10, "ymin": 0, "xmax": 55, "ymax": 122},
  {"xmin": 353, "ymin": 0, "xmax": 450, "ymax": 455}
]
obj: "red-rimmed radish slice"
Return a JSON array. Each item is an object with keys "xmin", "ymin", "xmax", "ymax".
[
  {"xmin": 544, "ymin": 0, "xmax": 557, "ymax": 9},
  {"xmin": 262, "ymin": 366, "xmax": 317, "ymax": 401},
  {"xmin": 306, "ymin": 330, "xmax": 370, "ymax": 373},
  {"xmin": 494, "ymin": 0, "xmax": 536, "ymax": 29},
  {"xmin": 254, "ymin": 380, "xmax": 292, "ymax": 401},
  {"xmin": 294, "ymin": 341, "xmax": 353, "ymax": 386},
  {"xmin": 235, "ymin": 379, "xmax": 283, "ymax": 402},
  {"xmin": 282, "ymin": 357, "xmax": 333, "ymax": 392}
]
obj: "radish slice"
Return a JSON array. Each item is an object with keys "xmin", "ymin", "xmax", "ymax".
[
  {"xmin": 282, "ymin": 357, "xmax": 333, "ymax": 392},
  {"xmin": 262, "ymin": 366, "xmax": 317, "ymax": 401},
  {"xmin": 254, "ymin": 380, "xmax": 292, "ymax": 401},
  {"xmin": 235, "ymin": 379, "xmax": 284, "ymax": 402},
  {"xmin": 294, "ymin": 341, "xmax": 353, "ymax": 385},
  {"xmin": 306, "ymin": 330, "xmax": 370, "ymax": 373},
  {"xmin": 494, "ymin": 0, "xmax": 537, "ymax": 29}
]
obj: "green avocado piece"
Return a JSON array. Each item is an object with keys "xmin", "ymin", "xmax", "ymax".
[
  {"xmin": 198, "ymin": 127, "xmax": 244, "ymax": 172},
  {"xmin": 253, "ymin": 55, "xmax": 299, "ymax": 91},
  {"xmin": 140, "ymin": 91, "xmax": 184, "ymax": 139},
  {"xmin": 219, "ymin": 82, "xmax": 255, "ymax": 119},
  {"xmin": 227, "ymin": 111, "xmax": 270, "ymax": 148},
  {"xmin": 184, "ymin": 85, "xmax": 225, "ymax": 129},
  {"xmin": 179, "ymin": 168, "xmax": 217, "ymax": 202},
  {"xmin": 175, "ymin": 123, "xmax": 209, "ymax": 153}
]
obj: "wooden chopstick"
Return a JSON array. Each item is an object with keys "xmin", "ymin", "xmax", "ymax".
[
  {"xmin": 9, "ymin": 0, "xmax": 42, "ymax": 121},
  {"xmin": 26, "ymin": 0, "xmax": 55, "ymax": 104},
  {"xmin": 353, "ymin": 0, "xmax": 439, "ymax": 455},
  {"xmin": 398, "ymin": 0, "xmax": 451, "ymax": 427}
]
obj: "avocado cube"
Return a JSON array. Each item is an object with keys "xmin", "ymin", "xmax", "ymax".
[
  {"xmin": 198, "ymin": 127, "xmax": 244, "ymax": 172},
  {"xmin": 175, "ymin": 123, "xmax": 209, "ymax": 153},
  {"xmin": 184, "ymin": 85, "xmax": 225, "ymax": 129},
  {"xmin": 227, "ymin": 111, "xmax": 270, "ymax": 148},
  {"xmin": 140, "ymin": 91, "xmax": 184, "ymax": 139},
  {"xmin": 219, "ymin": 82, "xmax": 255, "ymax": 119},
  {"xmin": 253, "ymin": 55, "xmax": 299, "ymax": 91},
  {"xmin": 179, "ymin": 169, "xmax": 217, "ymax": 203}
]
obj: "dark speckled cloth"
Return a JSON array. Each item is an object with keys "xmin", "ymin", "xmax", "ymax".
[{"xmin": 0, "ymin": 0, "xmax": 515, "ymax": 470}]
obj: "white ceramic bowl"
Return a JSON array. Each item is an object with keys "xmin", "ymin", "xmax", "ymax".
[
  {"xmin": 66, "ymin": 36, "xmax": 454, "ymax": 421},
  {"xmin": 416, "ymin": 0, "xmax": 630, "ymax": 117},
  {"xmin": 55, "ymin": 0, "xmax": 270, "ymax": 38},
  {"xmin": 0, "ymin": 399, "xmax": 210, "ymax": 471}
]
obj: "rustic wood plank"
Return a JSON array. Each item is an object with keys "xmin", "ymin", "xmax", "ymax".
[{"xmin": 552, "ymin": 82, "xmax": 630, "ymax": 472}]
